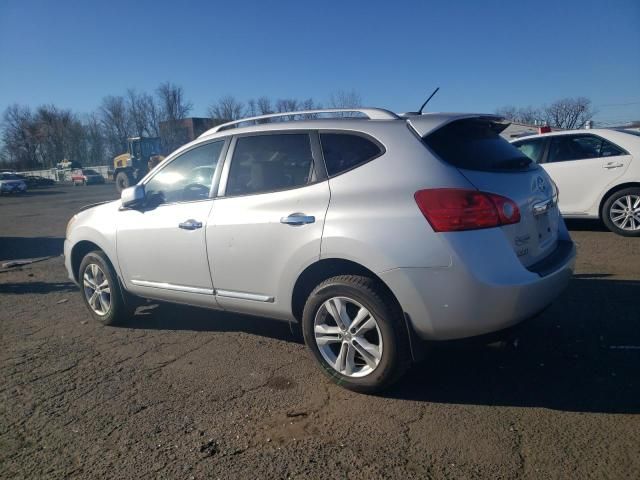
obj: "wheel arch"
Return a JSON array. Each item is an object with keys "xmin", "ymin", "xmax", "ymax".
[
  {"xmin": 291, "ymin": 258, "xmax": 402, "ymax": 322},
  {"xmin": 70, "ymin": 240, "xmax": 112, "ymax": 283},
  {"xmin": 598, "ymin": 181, "xmax": 640, "ymax": 217}
]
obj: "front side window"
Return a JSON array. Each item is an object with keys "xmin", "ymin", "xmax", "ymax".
[
  {"xmin": 225, "ymin": 133, "xmax": 314, "ymax": 196},
  {"xmin": 514, "ymin": 138, "xmax": 546, "ymax": 164},
  {"xmin": 145, "ymin": 140, "xmax": 224, "ymax": 205},
  {"xmin": 319, "ymin": 133, "xmax": 382, "ymax": 176}
]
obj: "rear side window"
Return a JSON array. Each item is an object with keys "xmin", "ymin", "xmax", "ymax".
[
  {"xmin": 319, "ymin": 133, "xmax": 382, "ymax": 176},
  {"xmin": 547, "ymin": 135, "xmax": 625, "ymax": 163},
  {"xmin": 225, "ymin": 133, "xmax": 314, "ymax": 196},
  {"xmin": 513, "ymin": 138, "xmax": 546, "ymax": 163},
  {"xmin": 424, "ymin": 119, "xmax": 532, "ymax": 171}
]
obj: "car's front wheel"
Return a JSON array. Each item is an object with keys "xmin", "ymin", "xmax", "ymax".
[
  {"xmin": 302, "ymin": 275, "xmax": 411, "ymax": 393},
  {"xmin": 79, "ymin": 251, "xmax": 131, "ymax": 325},
  {"xmin": 602, "ymin": 187, "xmax": 640, "ymax": 237}
]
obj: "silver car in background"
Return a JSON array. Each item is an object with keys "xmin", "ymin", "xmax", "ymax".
[{"xmin": 65, "ymin": 108, "xmax": 576, "ymax": 392}]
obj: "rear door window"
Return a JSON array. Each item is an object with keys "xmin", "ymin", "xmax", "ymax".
[
  {"xmin": 547, "ymin": 134, "xmax": 625, "ymax": 163},
  {"xmin": 319, "ymin": 133, "xmax": 382, "ymax": 176},
  {"xmin": 423, "ymin": 119, "xmax": 532, "ymax": 171},
  {"xmin": 225, "ymin": 133, "xmax": 314, "ymax": 196}
]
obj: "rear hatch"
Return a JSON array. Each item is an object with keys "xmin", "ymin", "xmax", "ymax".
[{"xmin": 413, "ymin": 116, "xmax": 560, "ymax": 268}]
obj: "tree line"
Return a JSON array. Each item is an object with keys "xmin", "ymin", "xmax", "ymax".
[
  {"xmin": 495, "ymin": 97, "xmax": 595, "ymax": 130},
  {"xmin": 0, "ymin": 85, "xmax": 362, "ymax": 171}
]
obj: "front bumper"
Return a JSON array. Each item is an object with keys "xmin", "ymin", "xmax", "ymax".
[
  {"xmin": 380, "ymin": 238, "xmax": 576, "ymax": 341},
  {"xmin": 63, "ymin": 239, "xmax": 77, "ymax": 285}
]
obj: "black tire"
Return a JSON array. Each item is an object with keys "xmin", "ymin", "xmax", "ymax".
[
  {"xmin": 115, "ymin": 171, "xmax": 131, "ymax": 193},
  {"xmin": 602, "ymin": 187, "xmax": 640, "ymax": 237},
  {"xmin": 301, "ymin": 275, "xmax": 411, "ymax": 393},
  {"xmin": 78, "ymin": 250, "xmax": 133, "ymax": 326}
]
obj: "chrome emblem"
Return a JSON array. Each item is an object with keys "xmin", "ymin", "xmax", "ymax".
[{"xmin": 532, "ymin": 176, "xmax": 547, "ymax": 193}]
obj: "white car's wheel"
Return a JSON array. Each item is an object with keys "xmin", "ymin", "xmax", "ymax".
[{"xmin": 603, "ymin": 188, "xmax": 640, "ymax": 237}]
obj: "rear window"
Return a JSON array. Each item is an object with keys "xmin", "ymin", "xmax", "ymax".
[
  {"xmin": 424, "ymin": 119, "xmax": 532, "ymax": 171},
  {"xmin": 320, "ymin": 133, "xmax": 382, "ymax": 176}
]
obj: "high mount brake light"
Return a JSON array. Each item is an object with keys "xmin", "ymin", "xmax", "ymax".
[{"xmin": 414, "ymin": 188, "xmax": 521, "ymax": 232}]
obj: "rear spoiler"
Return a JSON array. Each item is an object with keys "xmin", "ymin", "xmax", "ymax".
[{"xmin": 406, "ymin": 113, "xmax": 507, "ymax": 138}]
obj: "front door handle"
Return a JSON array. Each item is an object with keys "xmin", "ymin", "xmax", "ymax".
[
  {"xmin": 178, "ymin": 219, "xmax": 203, "ymax": 230},
  {"xmin": 604, "ymin": 162, "xmax": 624, "ymax": 169},
  {"xmin": 280, "ymin": 213, "xmax": 315, "ymax": 226}
]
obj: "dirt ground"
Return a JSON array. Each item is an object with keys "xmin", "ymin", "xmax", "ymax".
[{"xmin": 1, "ymin": 184, "xmax": 639, "ymax": 479}]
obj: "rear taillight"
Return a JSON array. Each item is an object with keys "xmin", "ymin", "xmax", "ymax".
[{"xmin": 414, "ymin": 188, "xmax": 520, "ymax": 232}]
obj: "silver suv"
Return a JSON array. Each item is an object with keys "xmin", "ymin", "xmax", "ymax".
[{"xmin": 65, "ymin": 108, "xmax": 576, "ymax": 392}]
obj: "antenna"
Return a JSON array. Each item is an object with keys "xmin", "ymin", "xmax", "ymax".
[{"xmin": 418, "ymin": 87, "xmax": 440, "ymax": 114}]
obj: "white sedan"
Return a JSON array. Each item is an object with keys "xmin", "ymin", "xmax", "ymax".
[{"xmin": 512, "ymin": 129, "xmax": 640, "ymax": 236}]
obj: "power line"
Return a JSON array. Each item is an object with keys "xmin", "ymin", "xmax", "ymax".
[{"xmin": 595, "ymin": 101, "xmax": 640, "ymax": 108}]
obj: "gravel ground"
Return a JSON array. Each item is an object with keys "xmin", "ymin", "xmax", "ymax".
[{"xmin": 1, "ymin": 184, "xmax": 639, "ymax": 479}]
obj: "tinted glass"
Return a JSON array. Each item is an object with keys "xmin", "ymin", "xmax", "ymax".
[
  {"xmin": 424, "ymin": 119, "xmax": 532, "ymax": 171},
  {"xmin": 514, "ymin": 138, "xmax": 546, "ymax": 163},
  {"xmin": 547, "ymin": 135, "xmax": 623, "ymax": 163},
  {"xmin": 226, "ymin": 134, "xmax": 313, "ymax": 196},
  {"xmin": 320, "ymin": 133, "xmax": 382, "ymax": 176},
  {"xmin": 145, "ymin": 141, "xmax": 224, "ymax": 205},
  {"xmin": 600, "ymin": 139, "xmax": 624, "ymax": 157}
]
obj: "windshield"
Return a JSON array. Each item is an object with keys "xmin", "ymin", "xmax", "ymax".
[
  {"xmin": 83, "ymin": 169, "xmax": 99, "ymax": 175},
  {"xmin": 1, "ymin": 173, "xmax": 19, "ymax": 180}
]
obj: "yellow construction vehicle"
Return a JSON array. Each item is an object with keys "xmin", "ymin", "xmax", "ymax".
[{"xmin": 113, "ymin": 137, "xmax": 165, "ymax": 193}]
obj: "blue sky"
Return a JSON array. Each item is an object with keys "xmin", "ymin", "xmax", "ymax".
[{"xmin": 1, "ymin": 0, "xmax": 639, "ymax": 124}]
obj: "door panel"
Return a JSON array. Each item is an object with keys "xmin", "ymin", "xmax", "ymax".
[
  {"xmin": 117, "ymin": 201, "xmax": 218, "ymax": 308},
  {"xmin": 543, "ymin": 155, "xmax": 632, "ymax": 215},
  {"xmin": 207, "ymin": 131, "xmax": 329, "ymax": 319},
  {"xmin": 208, "ymin": 181, "xmax": 330, "ymax": 318},
  {"xmin": 115, "ymin": 139, "xmax": 226, "ymax": 308},
  {"xmin": 541, "ymin": 135, "xmax": 632, "ymax": 215}
]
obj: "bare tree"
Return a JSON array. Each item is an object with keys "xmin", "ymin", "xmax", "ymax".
[
  {"xmin": 83, "ymin": 113, "xmax": 107, "ymax": 165},
  {"xmin": 100, "ymin": 95, "xmax": 131, "ymax": 157},
  {"xmin": 495, "ymin": 105, "xmax": 543, "ymax": 124},
  {"xmin": 1, "ymin": 104, "xmax": 38, "ymax": 168},
  {"xmin": 543, "ymin": 97, "xmax": 594, "ymax": 129},
  {"xmin": 256, "ymin": 97, "xmax": 273, "ymax": 115},
  {"xmin": 127, "ymin": 89, "xmax": 159, "ymax": 138},
  {"xmin": 328, "ymin": 89, "xmax": 363, "ymax": 109},
  {"xmin": 209, "ymin": 95, "xmax": 245, "ymax": 123},
  {"xmin": 156, "ymin": 82, "xmax": 192, "ymax": 152}
]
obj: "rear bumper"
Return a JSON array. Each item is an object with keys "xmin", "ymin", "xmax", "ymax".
[{"xmin": 379, "ymin": 235, "xmax": 576, "ymax": 341}]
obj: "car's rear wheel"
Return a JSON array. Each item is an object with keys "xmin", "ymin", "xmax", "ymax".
[
  {"xmin": 302, "ymin": 275, "xmax": 411, "ymax": 393},
  {"xmin": 602, "ymin": 187, "xmax": 640, "ymax": 237},
  {"xmin": 79, "ymin": 251, "xmax": 131, "ymax": 325}
]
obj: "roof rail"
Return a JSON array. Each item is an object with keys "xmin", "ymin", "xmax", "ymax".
[{"xmin": 201, "ymin": 108, "xmax": 399, "ymax": 136}]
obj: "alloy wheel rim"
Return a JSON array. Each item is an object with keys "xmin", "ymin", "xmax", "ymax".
[
  {"xmin": 83, "ymin": 263, "xmax": 111, "ymax": 316},
  {"xmin": 610, "ymin": 195, "xmax": 640, "ymax": 231},
  {"xmin": 313, "ymin": 296, "xmax": 383, "ymax": 378}
]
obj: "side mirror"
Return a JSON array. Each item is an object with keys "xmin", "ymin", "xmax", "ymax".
[{"xmin": 121, "ymin": 184, "xmax": 145, "ymax": 208}]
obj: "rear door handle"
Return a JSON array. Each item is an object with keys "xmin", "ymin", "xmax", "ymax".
[
  {"xmin": 280, "ymin": 213, "xmax": 315, "ymax": 226},
  {"xmin": 604, "ymin": 162, "xmax": 624, "ymax": 169},
  {"xmin": 178, "ymin": 219, "xmax": 203, "ymax": 230}
]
